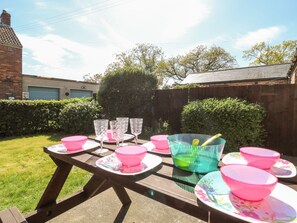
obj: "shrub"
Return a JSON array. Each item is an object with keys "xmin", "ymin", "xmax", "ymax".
[
  {"xmin": 0, "ymin": 100, "xmax": 67, "ymax": 136},
  {"xmin": 181, "ymin": 97, "xmax": 266, "ymax": 152},
  {"xmin": 98, "ymin": 67, "xmax": 158, "ymax": 125},
  {"xmin": 0, "ymin": 98, "xmax": 96, "ymax": 137},
  {"xmin": 142, "ymin": 119, "xmax": 172, "ymax": 139},
  {"xmin": 59, "ymin": 101, "xmax": 101, "ymax": 134}
]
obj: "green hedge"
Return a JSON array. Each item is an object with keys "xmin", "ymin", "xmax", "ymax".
[
  {"xmin": 0, "ymin": 98, "xmax": 97, "ymax": 137},
  {"xmin": 60, "ymin": 101, "xmax": 101, "ymax": 134},
  {"xmin": 98, "ymin": 67, "xmax": 158, "ymax": 124},
  {"xmin": 181, "ymin": 98, "xmax": 266, "ymax": 152}
]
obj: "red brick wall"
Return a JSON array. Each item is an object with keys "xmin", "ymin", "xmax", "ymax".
[{"xmin": 0, "ymin": 45, "xmax": 22, "ymax": 99}]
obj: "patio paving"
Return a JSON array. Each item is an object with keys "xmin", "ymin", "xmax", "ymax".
[{"xmin": 48, "ymin": 188, "xmax": 205, "ymax": 223}]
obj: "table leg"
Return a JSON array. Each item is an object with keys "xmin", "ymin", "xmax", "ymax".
[
  {"xmin": 36, "ymin": 157, "xmax": 72, "ymax": 209},
  {"xmin": 112, "ymin": 184, "xmax": 132, "ymax": 205},
  {"xmin": 26, "ymin": 162, "xmax": 112, "ymax": 223}
]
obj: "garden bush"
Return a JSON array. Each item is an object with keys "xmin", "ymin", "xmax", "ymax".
[
  {"xmin": 98, "ymin": 67, "xmax": 158, "ymax": 125},
  {"xmin": 181, "ymin": 97, "xmax": 266, "ymax": 152},
  {"xmin": 0, "ymin": 100, "xmax": 65, "ymax": 136},
  {"xmin": 59, "ymin": 101, "xmax": 102, "ymax": 134},
  {"xmin": 0, "ymin": 98, "xmax": 95, "ymax": 137}
]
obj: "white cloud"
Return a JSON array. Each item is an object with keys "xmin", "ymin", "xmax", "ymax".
[
  {"xmin": 76, "ymin": 0, "xmax": 211, "ymax": 44},
  {"xmin": 39, "ymin": 22, "xmax": 54, "ymax": 32},
  {"xmin": 18, "ymin": 34, "xmax": 116, "ymax": 80},
  {"xmin": 235, "ymin": 26, "xmax": 283, "ymax": 49},
  {"xmin": 35, "ymin": 1, "xmax": 47, "ymax": 9}
]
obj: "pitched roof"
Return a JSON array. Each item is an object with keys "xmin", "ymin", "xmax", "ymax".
[
  {"xmin": 181, "ymin": 64, "xmax": 291, "ymax": 84},
  {"xmin": 0, "ymin": 24, "xmax": 22, "ymax": 48}
]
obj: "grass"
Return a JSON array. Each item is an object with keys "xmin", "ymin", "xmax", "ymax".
[{"xmin": 0, "ymin": 133, "xmax": 91, "ymax": 214}]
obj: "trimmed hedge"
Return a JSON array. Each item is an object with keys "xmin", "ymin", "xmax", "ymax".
[
  {"xmin": 98, "ymin": 67, "xmax": 158, "ymax": 124},
  {"xmin": 0, "ymin": 98, "xmax": 97, "ymax": 137},
  {"xmin": 181, "ymin": 98, "xmax": 266, "ymax": 152},
  {"xmin": 59, "ymin": 101, "xmax": 101, "ymax": 134}
]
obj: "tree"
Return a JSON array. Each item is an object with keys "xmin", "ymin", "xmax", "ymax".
[
  {"xmin": 105, "ymin": 43, "xmax": 164, "ymax": 75},
  {"xmin": 158, "ymin": 45, "xmax": 237, "ymax": 85},
  {"xmin": 83, "ymin": 73, "xmax": 103, "ymax": 83},
  {"xmin": 243, "ymin": 40, "xmax": 297, "ymax": 65},
  {"xmin": 98, "ymin": 67, "xmax": 157, "ymax": 123}
]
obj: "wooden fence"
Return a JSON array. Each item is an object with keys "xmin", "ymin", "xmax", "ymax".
[{"xmin": 153, "ymin": 84, "xmax": 297, "ymax": 156}]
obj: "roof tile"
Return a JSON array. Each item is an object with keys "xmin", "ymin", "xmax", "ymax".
[{"xmin": 0, "ymin": 24, "xmax": 22, "ymax": 48}]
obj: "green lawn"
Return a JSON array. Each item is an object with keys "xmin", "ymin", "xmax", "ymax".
[{"xmin": 0, "ymin": 133, "xmax": 91, "ymax": 214}]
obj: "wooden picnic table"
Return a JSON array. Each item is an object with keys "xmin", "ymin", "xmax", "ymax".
[{"xmin": 25, "ymin": 138, "xmax": 297, "ymax": 223}]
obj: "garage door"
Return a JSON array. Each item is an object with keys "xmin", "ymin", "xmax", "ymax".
[
  {"xmin": 28, "ymin": 86, "xmax": 60, "ymax": 100},
  {"xmin": 70, "ymin": 89, "xmax": 92, "ymax": 98}
]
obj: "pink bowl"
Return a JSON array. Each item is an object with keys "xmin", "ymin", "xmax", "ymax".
[
  {"xmin": 61, "ymin": 135, "xmax": 88, "ymax": 151},
  {"xmin": 221, "ymin": 165, "xmax": 278, "ymax": 201},
  {"xmin": 240, "ymin": 147, "xmax": 280, "ymax": 169},
  {"xmin": 115, "ymin": 146, "xmax": 147, "ymax": 167},
  {"xmin": 150, "ymin": 135, "xmax": 169, "ymax": 150}
]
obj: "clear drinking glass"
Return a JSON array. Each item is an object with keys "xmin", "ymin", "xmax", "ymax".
[
  {"xmin": 110, "ymin": 120, "xmax": 123, "ymax": 148},
  {"xmin": 116, "ymin": 117, "xmax": 129, "ymax": 146},
  {"xmin": 130, "ymin": 118, "xmax": 143, "ymax": 145},
  {"xmin": 94, "ymin": 119, "xmax": 109, "ymax": 153}
]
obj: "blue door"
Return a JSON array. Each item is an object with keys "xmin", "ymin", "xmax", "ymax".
[
  {"xmin": 70, "ymin": 89, "xmax": 92, "ymax": 98},
  {"xmin": 28, "ymin": 86, "xmax": 60, "ymax": 100}
]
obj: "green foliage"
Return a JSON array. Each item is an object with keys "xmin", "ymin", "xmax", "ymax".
[
  {"xmin": 0, "ymin": 100, "xmax": 66, "ymax": 136},
  {"xmin": 105, "ymin": 43, "xmax": 164, "ymax": 75},
  {"xmin": 142, "ymin": 119, "xmax": 172, "ymax": 139},
  {"xmin": 158, "ymin": 45, "xmax": 237, "ymax": 85},
  {"xmin": 59, "ymin": 101, "xmax": 101, "ymax": 134},
  {"xmin": 83, "ymin": 73, "xmax": 103, "ymax": 83},
  {"xmin": 181, "ymin": 98, "xmax": 266, "ymax": 152},
  {"xmin": 98, "ymin": 67, "xmax": 158, "ymax": 124},
  {"xmin": 0, "ymin": 98, "xmax": 94, "ymax": 137},
  {"xmin": 243, "ymin": 40, "xmax": 297, "ymax": 65}
]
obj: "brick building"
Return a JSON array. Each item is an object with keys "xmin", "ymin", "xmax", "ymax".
[
  {"xmin": 0, "ymin": 10, "xmax": 22, "ymax": 99},
  {"xmin": 0, "ymin": 10, "xmax": 99, "ymax": 100}
]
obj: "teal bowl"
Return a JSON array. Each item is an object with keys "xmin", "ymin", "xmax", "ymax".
[{"xmin": 167, "ymin": 134, "xmax": 226, "ymax": 173}]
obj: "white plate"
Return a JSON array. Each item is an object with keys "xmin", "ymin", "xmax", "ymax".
[
  {"xmin": 96, "ymin": 134, "xmax": 134, "ymax": 144},
  {"xmin": 48, "ymin": 140, "xmax": 100, "ymax": 154},
  {"xmin": 96, "ymin": 153, "xmax": 162, "ymax": 176},
  {"xmin": 141, "ymin": 142, "xmax": 171, "ymax": 155},
  {"xmin": 195, "ymin": 171, "xmax": 297, "ymax": 223},
  {"xmin": 222, "ymin": 152, "xmax": 296, "ymax": 178}
]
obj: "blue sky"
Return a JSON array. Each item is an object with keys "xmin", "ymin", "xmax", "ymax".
[{"xmin": 2, "ymin": 0, "xmax": 297, "ymax": 80}]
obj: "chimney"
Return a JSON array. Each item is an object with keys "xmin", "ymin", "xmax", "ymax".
[{"xmin": 1, "ymin": 10, "xmax": 11, "ymax": 26}]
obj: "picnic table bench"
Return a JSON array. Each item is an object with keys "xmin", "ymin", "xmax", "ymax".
[{"xmin": 24, "ymin": 138, "xmax": 297, "ymax": 223}]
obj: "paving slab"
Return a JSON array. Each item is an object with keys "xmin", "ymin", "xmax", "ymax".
[{"xmin": 48, "ymin": 188, "xmax": 206, "ymax": 223}]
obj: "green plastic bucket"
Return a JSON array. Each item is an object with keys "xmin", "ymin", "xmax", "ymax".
[{"xmin": 167, "ymin": 134, "xmax": 226, "ymax": 174}]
